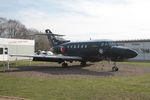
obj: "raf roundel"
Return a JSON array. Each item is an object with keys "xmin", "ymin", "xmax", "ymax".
[
  {"xmin": 99, "ymin": 49, "xmax": 103, "ymax": 54},
  {"xmin": 60, "ymin": 46, "xmax": 65, "ymax": 53}
]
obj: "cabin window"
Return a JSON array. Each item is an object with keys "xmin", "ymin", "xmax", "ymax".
[
  {"xmin": 67, "ymin": 45, "xmax": 69, "ymax": 48},
  {"xmin": 81, "ymin": 45, "xmax": 84, "ymax": 48},
  {"xmin": 70, "ymin": 45, "xmax": 73, "ymax": 48},
  {"xmin": 0, "ymin": 48, "xmax": 3, "ymax": 54},
  {"xmin": 77, "ymin": 45, "xmax": 80, "ymax": 48},
  {"xmin": 85, "ymin": 45, "xmax": 87, "ymax": 48},
  {"xmin": 74, "ymin": 45, "xmax": 76, "ymax": 48}
]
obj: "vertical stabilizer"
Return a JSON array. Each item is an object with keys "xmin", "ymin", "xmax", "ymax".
[{"xmin": 45, "ymin": 29, "xmax": 70, "ymax": 47}]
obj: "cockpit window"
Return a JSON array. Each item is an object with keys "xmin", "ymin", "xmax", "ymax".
[
  {"xmin": 100, "ymin": 41, "xmax": 117, "ymax": 47},
  {"xmin": 110, "ymin": 42, "xmax": 118, "ymax": 46}
]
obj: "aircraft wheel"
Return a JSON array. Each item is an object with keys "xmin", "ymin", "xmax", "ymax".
[
  {"xmin": 80, "ymin": 61, "xmax": 86, "ymax": 66},
  {"xmin": 115, "ymin": 67, "xmax": 119, "ymax": 71},
  {"xmin": 62, "ymin": 62, "xmax": 68, "ymax": 68},
  {"xmin": 112, "ymin": 67, "xmax": 119, "ymax": 72}
]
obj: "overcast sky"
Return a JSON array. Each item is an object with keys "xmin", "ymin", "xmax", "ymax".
[{"xmin": 0, "ymin": 0, "xmax": 150, "ymax": 41}]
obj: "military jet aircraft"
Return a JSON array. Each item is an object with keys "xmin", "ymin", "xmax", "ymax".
[{"xmin": 11, "ymin": 29, "xmax": 138, "ymax": 72}]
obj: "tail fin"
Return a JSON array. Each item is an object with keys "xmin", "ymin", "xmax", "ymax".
[{"xmin": 45, "ymin": 29, "xmax": 70, "ymax": 47}]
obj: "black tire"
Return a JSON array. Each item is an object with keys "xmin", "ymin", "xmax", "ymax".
[
  {"xmin": 112, "ymin": 67, "xmax": 119, "ymax": 72},
  {"xmin": 62, "ymin": 63, "xmax": 68, "ymax": 68},
  {"xmin": 112, "ymin": 67, "xmax": 116, "ymax": 72},
  {"xmin": 115, "ymin": 67, "xmax": 119, "ymax": 71},
  {"xmin": 80, "ymin": 61, "xmax": 86, "ymax": 66}
]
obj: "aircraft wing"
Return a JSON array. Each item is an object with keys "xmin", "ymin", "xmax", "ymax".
[{"xmin": 10, "ymin": 54, "xmax": 82, "ymax": 62}]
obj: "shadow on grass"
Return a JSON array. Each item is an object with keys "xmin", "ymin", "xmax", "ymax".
[{"xmin": 0, "ymin": 64, "xmax": 114, "ymax": 77}]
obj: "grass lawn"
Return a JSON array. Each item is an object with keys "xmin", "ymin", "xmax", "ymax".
[
  {"xmin": 123, "ymin": 61, "xmax": 150, "ymax": 67},
  {"xmin": 0, "ymin": 74, "xmax": 149, "ymax": 100},
  {"xmin": 0, "ymin": 61, "xmax": 149, "ymax": 100},
  {"xmin": 0, "ymin": 60, "xmax": 51, "ymax": 71}
]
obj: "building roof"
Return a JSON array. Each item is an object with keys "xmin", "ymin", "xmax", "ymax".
[
  {"xmin": 115, "ymin": 39, "xmax": 150, "ymax": 43},
  {"xmin": 0, "ymin": 38, "xmax": 34, "ymax": 46}
]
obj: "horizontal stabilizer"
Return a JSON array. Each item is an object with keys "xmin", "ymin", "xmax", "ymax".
[{"xmin": 35, "ymin": 33, "xmax": 65, "ymax": 36}]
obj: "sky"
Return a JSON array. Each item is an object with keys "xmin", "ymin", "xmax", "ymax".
[{"xmin": 0, "ymin": 0, "xmax": 150, "ymax": 41}]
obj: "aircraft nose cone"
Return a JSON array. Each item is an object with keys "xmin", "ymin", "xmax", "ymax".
[
  {"xmin": 111, "ymin": 46, "xmax": 138, "ymax": 59},
  {"xmin": 127, "ymin": 49, "xmax": 138, "ymax": 58}
]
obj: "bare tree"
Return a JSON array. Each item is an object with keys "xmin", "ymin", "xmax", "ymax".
[
  {"xmin": 27, "ymin": 29, "xmax": 51, "ymax": 51},
  {"xmin": 0, "ymin": 17, "xmax": 7, "ymax": 36},
  {"xmin": 0, "ymin": 17, "xmax": 51, "ymax": 51},
  {"xmin": 35, "ymin": 34, "xmax": 50, "ymax": 51},
  {"xmin": 6, "ymin": 19, "xmax": 28, "ymax": 38},
  {"xmin": 0, "ymin": 18, "xmax": 30, "ymax": 39},
  {"xmin": 0, "ymin": 24, "xmax": 6, "ymax": 36}
]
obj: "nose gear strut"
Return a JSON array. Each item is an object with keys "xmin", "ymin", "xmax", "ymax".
[{"xmin": 112, "ymin": 62, "xmax": 119, "ymax": 72}]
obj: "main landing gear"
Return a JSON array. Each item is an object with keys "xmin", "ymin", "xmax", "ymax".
[
  {"xmin": 80, "ymin": 61, "xmax": 86, "ymax": 66},
  {"xmin": 112, "ymin": 62, "xmax": 119, "ymax": 72},
  {"xmin": 62, "ymin": 62, "xmax": 68, "ymax": 68}
]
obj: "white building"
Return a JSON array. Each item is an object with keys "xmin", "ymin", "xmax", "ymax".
[
  {"xmin": 116, "ymin": 40, "xmax": 150, "ymax": 61},
  {"xmin": 0, "ymin": 38, "xmax": 34, "ymax": 61}
]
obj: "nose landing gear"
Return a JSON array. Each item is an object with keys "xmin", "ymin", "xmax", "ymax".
[{"xmin": 112, "ymin": 62, "xmax": 119, "ymax": 72}]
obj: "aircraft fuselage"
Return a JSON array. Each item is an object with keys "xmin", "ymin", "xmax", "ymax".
[{"xmin": 52, "ymin": 40, "xmax": 138, "ymax": 62}]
